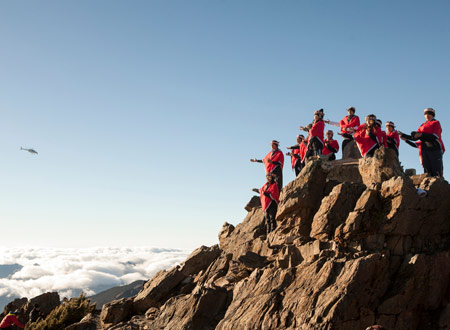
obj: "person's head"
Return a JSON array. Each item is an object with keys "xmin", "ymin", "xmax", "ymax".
[
  {"xmin": 424, "ymin": 108, "xmax": 435, "ymax": 121},
  {"xmin": 271, "ymin": 140, "xmax": 280, "ymax": 150},
  {"xmin": 34, "ymin": 304, "xmax": 40, "ymax": 310},
  {"xmin": 266, "ymin": 173, "xmax": 275, "ymax": 183},
  {"xmin": 314, "ymin": 109, "xmax": 324, "ymax": 120},
  {"xmin": 326, "ymin": 130, "xmax": 333, "ymax": 139},
  {"xmin": 296, "ymin": 135, "xmax": 304, "ymax": 143},
  {"xmin": 375, "ymin": 119, "xmax": 382, "ymax": 128},
  {"xmin": 347, "ymin": 106, "xmax": 356, "ymax": 115},
  {"xmin": 365, "ymin": 114, "xmax": 377, "ymax": 127},
  {"xmin": 385, "ymin": 121, "xmax": 395, "ymax": 133}
]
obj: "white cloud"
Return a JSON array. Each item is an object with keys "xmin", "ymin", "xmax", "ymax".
[{"xmin": 0, "ymin": 246, "xmax": 190, "ymax": 306}]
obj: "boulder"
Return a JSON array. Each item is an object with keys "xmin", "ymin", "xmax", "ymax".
[
  {"xmin": 100, "ymin": 298, "xmax": 133, "ymax": 328},
  {"xmin": 311, "ymin": 182, "xmax": 365, "ymax": 241},
  {"xmin": 180, "ymin": 245, "xmax": 221, "ymax": 277},
  {"xmin": 244, "ymin": 195, "xmax": 261, "ymax": 212},
  {"xmin": 358, "ymin": 148, "xmax": 404, "ymax": 186},
  {"xmin": 65, "ymin": 313, "xmax": 99, "ymax": 330},
  {"xmin": 25, "ymin": 292, "xmax": 61, "ymax": 320},
  {"xmin": 342, "ymin": 139, "xmax": 362, "ymax": 159},
  {"xmin": 133, "ymin": 266, "xmax": 186, "ymax": 314}
]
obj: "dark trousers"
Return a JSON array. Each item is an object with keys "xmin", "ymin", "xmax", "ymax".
[
  {"xmin": 327, "ymin": 154, "xmax": 336, "ymax": 161},
  {"xmin": 306, "ymin": 137, "xmax": 323, "ymax": 158},
  {"xmin": 366, "ymin": 145, "xmax": 379, "ymax": 158},
  {"xmin": 294, "ymin": 160, "xmax": 304, "ymax": 177},
  {"xmin": 422, "ymin": 149, "xmax": 443, "ymax": 177},
  {"xmin": 272, "ymin": 166, "xmax": 283, "ymax": 192},
  {"xmin": 342, "ymin": 138, "xmax": 353, "ymax": 156},
  {"xmin": 264, "ymin": 202, "xmax": 278, "ymax": 234}
]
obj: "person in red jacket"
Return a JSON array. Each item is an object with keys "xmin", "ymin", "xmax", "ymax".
[
  {"xmin": 0, "ymin": 310, "xmax": 25, "ymax": 329},
  {"xmin": 325, "ymin": 106, "xmax": 360, "ymax": 157},
  {"xmin": 354, "ymin": 114, "xmax": 383, "ymax": 158},
  {"xmin": 253, "ymin": 173, "xmax": 279, "ymax": 234},
  {"xmin": 385, "ymin": 121, "xmax": 400, "ymax": 156},
  {"xmin": 400, "ymin": 108, "xmax": 445, "ymax": 177},
  {"xmin": 322, "ymin": 130, "xmax": 340, "ymax": 160},
  {"xmin": 251, "ymin": 140, "xmax": 284, "ymax": 191},
  {"xmin": 286, "ymin": 135, "xmax": 307, "ymax": 176},
  {"xmin": 300, "ymin": 109, "xmax": 325, "ymax": 158}
]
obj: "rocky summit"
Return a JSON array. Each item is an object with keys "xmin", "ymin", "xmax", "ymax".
[
  {"xmin": 95, "ymin": 148, "xmax": 450, "ymax": 330},
  {"xmin": 12, "ymin": 148, "xmax": 450, "ymax": 330}
]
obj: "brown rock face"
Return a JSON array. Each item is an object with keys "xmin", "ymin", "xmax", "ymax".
[
  {"xmin": 359, "ymin": 147, "xmax": 404, "ymax": 186},
  {"xmin": 98, "ymin": 155, "xmax": 450, "ymax": 330}
]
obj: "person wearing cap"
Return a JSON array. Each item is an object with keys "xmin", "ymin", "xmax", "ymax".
[
  {"xmin": 385, "ymin": 121, "xmax": 400, "ymax": 156},
  {"xmin": 376, "ymin": 119, "xmax": 388, "ymax": 148},
  {"xmin": 252, "ymin": 173, "xmax": 279, "ymax": 234},
  {"xmin": 0, "ymin": 310, "xmax": 25, "ymax": 329},
  {"xmin": 400, "ymin": 108, "xmax": 445, "ymax": 177},
  {"xmin": 286, "ymin": 135, "xmax": 307, "ymax": 176},
  {"xmin": 300, "ymin": 109, "xmax": 325, "ymax": 158},
  {"xmin": 354, "ymin": 114, "xmax": 383, "ymax": 158},
  {"xmin": 251, "ymin": 140, "xmax": 284, "ymax": 191},
  {"xmin": 325, "ymin": 106, "xmax": 360, "ymax": 157},
  {"xmin": 322, "ymin": 130, "xmax": 339, "ymax": 161}
]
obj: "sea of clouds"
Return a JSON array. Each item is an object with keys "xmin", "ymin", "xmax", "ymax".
[{"xmin": 0, "ymin": 246, "xmax": 190, "ymax": 307}]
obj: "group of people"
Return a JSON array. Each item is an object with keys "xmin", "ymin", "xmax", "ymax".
[
  {"xmin": 250, "ymin": 107, "xmax": 445, "ymax": 235},
  {"xmin": 0, "ymin": 304, "xmax": 43, "ymax": 329}
]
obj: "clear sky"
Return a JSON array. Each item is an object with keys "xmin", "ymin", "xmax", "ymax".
[{"xmin": 0, "ymin": 0, "xmax": 449, "ymax": 249}]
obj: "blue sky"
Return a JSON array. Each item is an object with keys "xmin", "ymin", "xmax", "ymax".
[{"xmin": 0, "ymin": 1, "xmax": 449, "ymax": 249}]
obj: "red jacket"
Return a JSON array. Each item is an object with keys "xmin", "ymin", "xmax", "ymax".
[
  {"xmin": 263, "ymin": 149, "xmax": 284, "ymax": 174},
  {"xmin": 417, "ymin": 119, "xmax": 445, "ymax": 153},
  {"xmin": 300, "ymin": 143, "xmax": 307, "ymax": 162},
  {"xmin": 260, "ymin": 181, "xmax": 279, "ymax": 212},
  {"xmin": 322, "ymin": 139, "xmax": 339, "ymax": 156},
  {"xmin": 339, "ymin": 115, "xmax": 360, "ymax": 134},
  {"xmin": 354, "ymin": 124, "xmax": 383, "ymax": 157},
  {"xmin": 308, "ymin": 120, "xmax": 325, "ymax": 142},
  {"xmin": 387, "ymin": 130, "xmax": 400, "ymax": 149},
  {"xmin": 0, "ymin": 314, "xmax": 25, "ymax": 328},
  {"xmin": 289, "ymin": 143, "xmax": 307, "ymax": 168}
]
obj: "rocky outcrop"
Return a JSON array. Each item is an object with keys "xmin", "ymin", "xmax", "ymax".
[{"xmin": 98, "ymin": 148, "xmax": 450, "ymax": 330}]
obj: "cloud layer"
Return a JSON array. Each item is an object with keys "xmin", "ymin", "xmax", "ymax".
[{"xmin": 0, "ymin": 247, "xmax": 190, "ymax": 305}]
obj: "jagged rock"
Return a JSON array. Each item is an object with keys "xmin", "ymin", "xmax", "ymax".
[
  {"xmin": 25, "ymin": 292, "xmax": 61, "ymax": 321},
  {"xmin": 65, "ymin": 313, "xmax": 100, "ymax": 330},
  {"xmin": 180, "ymin": 245, "xmax": 221, "ymax": 277},
  {"xmin": 244, "ymin": 195, "xmax": 261, "ymax": 212},
  {"xmin": 133, "ymin": 266, "xmax": 186, "ymax": 314},
  {"xmin": 2, "ymin": 297, "xmax": 27, "ymax": 315},
  {"xmin": 100, "ymin": 297, "xmax": 134, "ymax": 328},
  {"xmin": 325, "ymin": 159, "xmax": 363, "ymax": 184},
  {"xmin": 358, "ymin": 148, "xmax": 404, "ymax": 186},
  {"xmin": 311, "ymin": 182, "xmax": 365, "ymax": 241},
  {"xmin": 275, "ymin": 160, "xmax": 328, "ymax": 239},
  {"xmin": 98, "ymin": 154, "xmax": 450, "ymax": 330},
  {"xmin": 146, "ymin": 286, "xmax": 229, "ymax": 330}
]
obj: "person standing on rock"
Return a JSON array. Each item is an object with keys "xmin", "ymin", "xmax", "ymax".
[
  {"xmin": 300, "ymin": 109, "xmax": 325, "ymax": 158},
  {"xmin": 322, "ymin": 130, "xmax": 339, "ymax": 161},
  {"xmin": 286, "ymin": 135, "xmax": 307, "ymax": 176},
  {"xmin": 400, "ymin": 108, "xmax": 445, "ymax": 177},
  {"xmin": 252, "ymin": 173, "xmax": 279, "ymax": 234},
  {"xmin": 251, "ymin": 140, "xmax": 284, "ymax": 191},
  {"xmin": 29, "ymin": 304, "xmax": 43, "ymax": 323},
  {"xmin": 325, "ymin": 106, "xmax": 360, "ymax": 157},
  {"xmin": 0, "ymin": 310, "xmax": 25, "ymax": 329},
  {"xmin": 385, "ymin": 121, "xmax": 400, "ymax": 156},
  {"xmin": 354, "ymin": 114, "xmax": 383, "ymax": 158}
]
